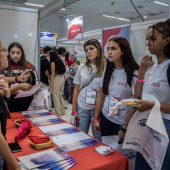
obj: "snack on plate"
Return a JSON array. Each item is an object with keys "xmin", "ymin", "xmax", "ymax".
[
  {"xmin": 15, "ymin": 119, "xmax": 33, "ymax": 127},
  {"xmin": 120, "ymin": 100, "xmax": 138, "ymax": 106},
  {"xmin": 28, "ymin": 135, "xmax": 53, "ymax": 149}
]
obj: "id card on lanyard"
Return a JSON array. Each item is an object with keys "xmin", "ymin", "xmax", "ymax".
[
  {"xmin": 109, "ymin": 97, "xmax": 119, "ymax": 115},
  {"xmin": 85, "ymin": 89, "xmax": 97, "ymax": 105}
]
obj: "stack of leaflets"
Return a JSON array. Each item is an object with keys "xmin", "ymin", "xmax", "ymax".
[
  {"xmin": 22, "ymin": 109, "xmax": 52, "ymax": 118},
  {"xmin": 18, "ymin": 148, "xmax": 77, "ymax": 170},
  {"xmin": 39, "ymin": 123, "xmax": 81, "ymax": 137},
  {"xmin": 29, "ymin": 115, "xmax": 64, "ymax": 126}
]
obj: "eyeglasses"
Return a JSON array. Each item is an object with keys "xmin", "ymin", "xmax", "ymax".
[{"xmin": 0, "ymin": 47, "xmax": 8, "ymax": 53}]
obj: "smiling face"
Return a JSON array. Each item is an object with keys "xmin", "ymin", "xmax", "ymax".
[
  {"xmin": 84, "ymin": 45, "xmax": 98, "ymax": 62},
  {"xmin": 146, "ymin": 27, "xmax": 169, "ymax": 56},
  {"xmin": 9, "ymin": 46, "xmax": 22, "ymax": 64},
  {"xmin": 107, "ymin": 40, "xmax": 123, "ymax": 63},
  {"xmin": 0, "ymin": 40, "xmax": 8, "ymax": 69}
]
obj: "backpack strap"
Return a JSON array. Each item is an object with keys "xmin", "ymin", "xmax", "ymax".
[{"xmin": 167, "ymin": 63, "xmax": 170, "ymax": 86}]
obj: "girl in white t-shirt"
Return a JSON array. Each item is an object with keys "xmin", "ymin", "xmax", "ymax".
[
  {"xmin": 94, "ymin": 37, "xmax": 139, "ymax": 137},
  {"xmin": 72, "ymin": 39, "xmax": 105, "ymax": 141},
  {"xmin": 122, "ymin": 18, "xmax": 170, "ymax": 170}
]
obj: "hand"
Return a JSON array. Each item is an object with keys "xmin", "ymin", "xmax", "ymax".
[
  {"xmin": 17, "ymin": 69, "xmax": 30, "ymax": 82},
  {"xmin": 118, "ymin": 130, "xmax": 125, "ymax": 143},
  {"xmin": 0, "ymin": 79, "xmax": 10, "ymax": 98},
  {"xmin": 135, "ymin": 100, "xmax": 155, "ymax": 112},
  {"xmin": 94, "ymin": 122, "xmax": 100, "ymax": 133},
  {"xmin": 19, "ymin": 83, "xmax": 32, "ymax": 91},
  {"xmin": 74, "ymin": 113, "xmax": 79, "ymax": 125},
  {"xmin": 48, "ymin": 86, "xmax": 52, "ymax": 91},
  {"xmin": 138, "ymin": 55, "xmax": 154, "ymax": 78}
]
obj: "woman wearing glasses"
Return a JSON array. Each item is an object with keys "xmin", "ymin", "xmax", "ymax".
[
  {"xmin": 0, "ymin": 39, "xmax": 21, "ymax": 170},
  {"xmin": 4, "ymin": 42, "xmax": 39, "ymax": 112}
]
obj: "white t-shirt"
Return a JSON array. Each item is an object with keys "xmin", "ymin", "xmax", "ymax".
[
  {"xmin": 142, "ymin": 59, "xmax": 170, "ymax": 120},
  {"xmin": 73, "ymin": 63, "xmax": 101, "ymax": 110},
  {"xmin": 100, "ymin": 68, "xmax": 138, "ymax": 125}
]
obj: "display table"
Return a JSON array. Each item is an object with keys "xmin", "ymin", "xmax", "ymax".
[{"xmin": 6, "ymin": 112, "xmax": 130, "ymax": 170}]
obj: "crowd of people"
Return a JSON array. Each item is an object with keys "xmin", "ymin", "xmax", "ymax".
[{"xmin": 0, "ymin": 18, "xmax": 170, "ymax": 170}]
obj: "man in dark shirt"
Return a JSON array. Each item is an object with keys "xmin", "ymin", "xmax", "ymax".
[{"xmin": 40, "ymin": 46, "xmax": 51, "ymax": 86}]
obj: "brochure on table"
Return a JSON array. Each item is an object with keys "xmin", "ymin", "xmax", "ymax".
[
  {"xmin": 30, "ymin": 115, "xmax": 64, "ymax": 126},
  {"xmin": 22, "ymin": 109, "xmax": 52, "ymax": 118},
  {"xmin": 52, "ymin": 132, "xmax": 99, "ymax": 152}
]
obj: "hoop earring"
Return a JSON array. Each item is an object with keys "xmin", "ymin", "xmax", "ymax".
[{"xmin": 162, "ymin": 46, "xmax": 164, "ymax": 50}]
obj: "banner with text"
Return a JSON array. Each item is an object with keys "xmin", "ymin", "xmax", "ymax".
[
  {"xmin": 102, "ymin": 26, "xmax": 129, "ymax": 59},
  {"xmin": 68, "ymin": 16, "xmax": 83, "ymax": 40}
]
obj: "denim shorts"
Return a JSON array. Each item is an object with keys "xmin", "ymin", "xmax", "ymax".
[{"xmin": 0, "ymin": 154, "xmax": 3, "ymax": 170}]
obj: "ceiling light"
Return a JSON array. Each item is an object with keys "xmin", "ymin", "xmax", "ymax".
[
  {"xmin": 103, "ymin": 15, "xmax": 116, "ymax": 18},
  {"xmin": 117, "ymin": 18, "xmax": 130, "ymax": 21},
  {"xmin": 66, "ymin": 19, "xmax": 69, "ymax": 22},
  {"xmin": 25, "ymin": 3, "xmax": 44, "ymax": 7},
  {"xmin": 60, "ymin": 8, "xmax": 66, "ymax": 10},
  {"xmin": 153, "ymin": 1, "xmax": 169, "ymax": 7},
  {"xmin": 29, "ymin": 33, "xmax": 32, "ymax": 36},
  {"xmin": 144, "ymin": 16, "xmax": 147, "ymax": 18}
]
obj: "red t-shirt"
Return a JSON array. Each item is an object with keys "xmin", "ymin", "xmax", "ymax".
[{"xmin": 65, "ymin": 59, "xmax": 73, "ymax": 67}]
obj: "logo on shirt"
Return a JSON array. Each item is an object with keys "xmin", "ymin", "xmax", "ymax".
[
  {"xmin": 151, "ymin": 83, "xmax": 160, "ymax": 87},
  {"xmin": 118, "ymin": 82, "xmax": 124, "ymax": 85},
  {"xmin": 138, "ymin": 119, "xmax": 147, "ymax": 126}
]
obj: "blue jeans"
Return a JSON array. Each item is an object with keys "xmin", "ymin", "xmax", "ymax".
[
  {"xmin": 0, "ymin": 154, "xmax": 3, "ymax": 170},
  {"xmin": 135, "ymin": 118, "xmax": 170, "ymax": 170},
  {"xmin": 77, "ymin": 105, "xmax": 102, "ymax": 142}
]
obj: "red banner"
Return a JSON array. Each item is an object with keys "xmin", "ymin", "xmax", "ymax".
[{"xmin": 68, "ymin": 16, "xmax": 83, "ymax": 40}]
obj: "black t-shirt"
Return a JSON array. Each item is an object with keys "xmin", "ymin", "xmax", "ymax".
[
  {"xmin": 40, "ymin": 55, "xmax": 50, "ymax": 85},
  {"xmin": 0, "ymin": 95, "xmax": 7, "ymax": 138}
]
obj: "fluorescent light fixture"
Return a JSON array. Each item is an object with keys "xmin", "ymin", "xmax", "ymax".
[
  {"xmin": 60, "ymin": 8, "xmax": 66, "ymax": 10},
  {"xmin": 29, "ymin": 33, "xmax": 32, "ymax": 36},
  {"xmin": 117, "ymin": 18, "xmax": 130, "ymax": 21},
  {"xmin": 153, "ymin": 1, "xmax": 169, "ymax": 6},
  {"xmin": 103, "ymin": 15, "xmax": 116, "ymax": 18},
  {"xmin": 14, "ymin": 35, "xmax": 18, "ymax": 38},
  {"xmin": 66, "ymin": 19, "xmax": 69, "ymax": 22},
  {"xmin": 25, "ymin": 3, "xmax": 44, "ymax": 7},
  {"xmin": 144, "ymin": 16, "xmax": 147, "ymax": 18}
]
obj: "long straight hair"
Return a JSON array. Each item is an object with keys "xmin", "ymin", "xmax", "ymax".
[
  {"xmin": 7, "ymin": 42, "xmax": 27, "ymax": 77},
  {"xmin": 49, "ymin": 51, "xmax": 66, "ymax": 75},
  {"xmin": 102, "ymin": 37, "xmax": 139, "ymax": 95},
  {"xmin": 84, "ymin": 39, "xmax": 106, "ymax": 77}
]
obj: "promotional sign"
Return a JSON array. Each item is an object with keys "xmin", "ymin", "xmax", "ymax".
[
  {"xmin": 68, "ymin": 16, "xmax": 83, "ymax": 40},
  {"xmin": 40, "ymin": 32, "xmax": 57, "ymax": 47},
  {"xmin": 74, "ymin": 45, "xmax": 86, "ymax": 63},
  {"xmin": 102, "ymin": 25, "xmax": 130, "ymax": 58}
]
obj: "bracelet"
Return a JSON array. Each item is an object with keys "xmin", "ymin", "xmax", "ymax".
[
  {"xmin": 119, "ymin": 125, "xmax": 127, "ymax": 133},
  {"xmin": 3, "ymin": 95, "xmax": 10, "ymax": 103},
  {"xmin": 93, "ymin": 119, "xmax": 99, "ymax": 122},
  {"xmin": 15, "ymin": 75, "xmax": 18, "ymax": 82},
  {"xmin": 136, "ymin": 78, "xmax": 144, "ymax": 83},
  {"xmin": 72, "ymin": 111, "xmax": 77, "ymax": 114}
]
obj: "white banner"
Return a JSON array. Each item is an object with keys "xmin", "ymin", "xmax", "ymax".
[
  {"xmin": 40, "ymin": 32, "xmax": 57, "ymax": 47},
  {"xmin": 123, "ymin": 98, "xmax": 169, "ymax": 170}
]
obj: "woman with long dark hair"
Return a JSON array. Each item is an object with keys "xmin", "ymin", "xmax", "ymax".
[
  {"xmin": 72, "ymin": 39, "xmax": 105, "ymax": 141},
  {"xmin": 65, "ymin": 52, "xmax": 73, "ymax": 68},
  {"xmin": 94, "ymin": 37, "xmax": 139, "ymax": 136},
  {"xmin": 5, "ymin": 42, "xmax": 39, "ymax": 112},
  {"xmin": 48, "ymin": 51, "xmax": 66, "ymax": 117},
  {"xmin": 121, "ymin": 18, "xmax": 170, "ymax": 170}
]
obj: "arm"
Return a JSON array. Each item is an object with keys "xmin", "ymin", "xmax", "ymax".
[
  {"xmin": 48, "ymin": 63, "xmax": 55, "ymax": 91},
  {"xmin": 0, "ymin": 120, "xmax": 21, "ymax": 170},
  {"xmin": 10, "ymin": 83, "xmax": 32, "ymax": 96},
  {"xmin": 94, "ymin": 87, "xmax": 106, "ymax": 133},
  {"xmin": 72, "ymin": 84, "xmax": 80, "ymax": 122},
  {"xmin": 45, "ymin": 70, "xmax": 51, "ymax": 80},
  {"xmin": 134, "ymin": 55, "xmax": 154, "ymax": 99}
]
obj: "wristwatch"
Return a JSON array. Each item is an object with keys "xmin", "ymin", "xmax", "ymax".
[
  {"xmin": 119, "ymin": 125, "xmax": 127, "ymax": 133},
  {"xmin": 3, "ymin": 95, "xmax": 10, "ymax": 103}
]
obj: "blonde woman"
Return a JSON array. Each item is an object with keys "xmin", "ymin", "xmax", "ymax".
[{"xmin": 72, "ymin": 39, "xmax": 105, "ymax": 141}]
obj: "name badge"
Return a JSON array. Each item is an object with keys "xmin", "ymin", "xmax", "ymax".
[
  {"xmin": 109, "ymin": 97, "xmax": 119, "ymax": 115},
  {"xmin": 85, "ymin": 89, "xmax": 97, "ymax": 105}
]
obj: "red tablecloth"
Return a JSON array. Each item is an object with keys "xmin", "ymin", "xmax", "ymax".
[{"xmin": 6, "ymin": 112, "xmax": 130, "ymax": 170}]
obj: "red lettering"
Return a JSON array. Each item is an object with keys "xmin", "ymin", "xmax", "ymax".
[
  {"xmin": 118, "ymin": 82, "xmax": 124, "ymax": 85},
  {"xmin": 151, "ymin": 83, "xmax": 160, "ymax": 87}
]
